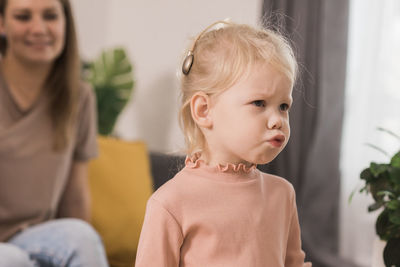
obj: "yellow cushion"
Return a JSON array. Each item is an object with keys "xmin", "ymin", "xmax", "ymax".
[{"xmin": 89, "ymin": 136, "xmax": 153, "ymax": 267}]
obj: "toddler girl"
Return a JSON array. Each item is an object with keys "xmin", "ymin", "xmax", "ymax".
[{"xmin": 135, "ymin": 20, "xmax": 311, "ymax": 267}]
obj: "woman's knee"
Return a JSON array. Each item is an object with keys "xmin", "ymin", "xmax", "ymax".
[
  {"xmin": 57, "ymin": 218, "xmax": 103, "ymax": 245},
  {"xmin": 0, "ymin": 243, "xmax": 35, "ymax": 267},
  {"xmin": 57, "ymin": 219, "xmax": 108, "ymax": 266},
  {"xmin": 9, "ymin": 219, "xmax": 108, "ymax": 267}
]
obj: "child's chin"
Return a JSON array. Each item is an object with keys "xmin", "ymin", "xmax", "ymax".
[
  {"xmin": 257, "ymin": 160, "xmax": 273, "ymax": 165},
  {"xmin": 255, "ymin": 154, "xmax": 279, "ymax": 165}
]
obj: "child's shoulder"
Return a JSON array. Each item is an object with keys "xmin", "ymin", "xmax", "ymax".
[
  {"xmin": 259, "ymin": 171, "xmax": 296, "ymax": 196},
  {"xmin": 149, "ymin": 168, "xmax": 193, "ymax": 205}
]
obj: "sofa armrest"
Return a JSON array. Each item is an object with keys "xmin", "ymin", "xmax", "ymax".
[{"xmin": 149, "ymin": 152, "xmax": 185, "ymax": 191}]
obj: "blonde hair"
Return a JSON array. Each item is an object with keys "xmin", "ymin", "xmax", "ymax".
[{"xmin": 179, "ymin": 21, "xmax": 298, "ymax": 155}]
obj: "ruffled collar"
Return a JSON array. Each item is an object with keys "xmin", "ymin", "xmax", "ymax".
[{"xmin": 185, "ymin": 153, "xmax": 257, "ymax": 174}]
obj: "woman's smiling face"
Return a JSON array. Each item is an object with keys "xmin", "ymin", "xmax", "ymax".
[{"xmin": 0, "ymin": 0, "xmax": 66, "ymax": 65}]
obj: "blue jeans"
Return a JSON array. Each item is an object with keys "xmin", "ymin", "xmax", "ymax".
[{"xmin": 0, "ymin": 218, "xmax": 109, "ymax": 267}]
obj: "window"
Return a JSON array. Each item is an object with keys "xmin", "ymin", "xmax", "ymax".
[{"xmin": 340, "ymin": 0, "xmax": 400, "ymax": 266}]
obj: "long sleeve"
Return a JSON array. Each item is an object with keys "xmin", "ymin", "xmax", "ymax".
[
  {"xmin": 285, "ymin": 192, "xmax": 312, "ymax": 267},
  {"xmin": 135, "ymin": 197, "xmax": 184, "ymax": 267}
]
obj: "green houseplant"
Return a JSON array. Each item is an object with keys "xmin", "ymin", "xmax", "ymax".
[
  {"xmin": 356, "ymin": 128, "xmax": 400, "ymax": 267},
  {"xmin": 83, "ymin": 47, "xmax": 134, "ymax": 135}
]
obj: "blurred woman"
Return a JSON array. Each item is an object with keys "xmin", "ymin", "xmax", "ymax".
[{"xmin": 0, "ymin": 0, "xmax": 108, "ymax": 266}]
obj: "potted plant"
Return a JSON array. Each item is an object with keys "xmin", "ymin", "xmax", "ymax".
[
  {"xmin": 83, "ymin": 47, "xmax": 134, "ymax": 135},
  {"xmin": 355, "ymin": 128, "xmax": 400, "ymax": 267}
]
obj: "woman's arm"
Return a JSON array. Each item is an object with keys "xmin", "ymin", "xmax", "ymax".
[{"xmin": 57, "ymin": 161, "xmax": 91, "ymax": 221}]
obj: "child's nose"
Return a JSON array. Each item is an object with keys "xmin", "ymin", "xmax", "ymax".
[{"xmin": 267, "ymin": 112, "xmax": 283, "ymax": 130}]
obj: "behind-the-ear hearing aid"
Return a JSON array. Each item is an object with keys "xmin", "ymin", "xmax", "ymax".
[
  {"xmin": 182, "ymin": 20, "xmax": 231, "ymax": 75},
  {"xmin": 182, "ymin": 51, "xmax": 194, "ymax": 75}
]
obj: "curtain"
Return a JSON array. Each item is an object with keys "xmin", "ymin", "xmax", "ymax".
[
  {"xmin": 259, "ymin": 1, "xmax": 358, "ymax": 266},
  {"xmin": 340, "ymin": 1, "xmax": 400, "ymax": 266}
]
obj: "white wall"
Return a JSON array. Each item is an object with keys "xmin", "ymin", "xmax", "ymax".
[
  {"xmin": 71, "ymin": 0, "xmax": 262, "ymax": 153},
  {"xmin": 339, "ymin": 1, "xmax": 400, "ymax": 266},
  {"xmin": 71, "ymin": 0, "xmax": 109, "ymax": 60}
]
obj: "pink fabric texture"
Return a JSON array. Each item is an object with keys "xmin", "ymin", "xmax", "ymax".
[
  {"xmin": 135, "ymin": 157, "xmax": 311, "ymax": 267},
  {"xmin": 135, "ymin": 158, "xmax": 311, "ymax": 267},
  {"xmin": 185, "ymin": 153, "xmax": 257, "ymax": 173}
]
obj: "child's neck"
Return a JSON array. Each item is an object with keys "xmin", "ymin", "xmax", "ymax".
[{"xmin": 200, "ymin": 151, "xmax": 253, "ymax": 168}]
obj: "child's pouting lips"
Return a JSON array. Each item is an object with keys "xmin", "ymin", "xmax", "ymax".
[{"xmin": 268, "ymin": 134, "xmax": 285, "ymax": 147}]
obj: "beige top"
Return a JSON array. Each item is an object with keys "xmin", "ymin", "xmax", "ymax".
[
  {"xmin": 0, "ymin": 68, "xmax": 98, "ymax": 241},
  {"xmin": 135, "ymin": 157, "xmax": 312, "ymax": 267}
]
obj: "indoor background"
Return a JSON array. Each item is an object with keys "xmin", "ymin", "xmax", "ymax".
[{"xmin": 71, "ymin": 1, "xmax": 400, "ymax": 267}]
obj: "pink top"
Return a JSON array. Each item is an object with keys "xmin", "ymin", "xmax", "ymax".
[{"xmin": 135, "ymin": 156, "xmax": 311, "ymax": 267}]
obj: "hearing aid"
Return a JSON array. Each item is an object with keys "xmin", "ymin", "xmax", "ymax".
[{"xmin": 182, "ymin": 20, "xmax": 231, "ymax": 75}]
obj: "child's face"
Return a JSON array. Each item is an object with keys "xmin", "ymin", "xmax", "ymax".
[{"xmin": 206, "ymin": 63, "xmax": 292, "ymax": 166}]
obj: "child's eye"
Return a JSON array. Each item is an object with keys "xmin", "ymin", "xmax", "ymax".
[
  {"xmin": 252, "ymin": 100, "xmax": 266, "ymax": 107},
  {"xmin": 14, "ymin": 14, "xmax": 31, "ymax": 21},
  {"xmin": 280, "ymin": 103, "xmax": 290, "ymax": 111}
]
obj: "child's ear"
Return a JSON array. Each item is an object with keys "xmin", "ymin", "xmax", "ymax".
[{"xmin": 190, "ymin": 92, "xmax": 213, "ymax": 128}]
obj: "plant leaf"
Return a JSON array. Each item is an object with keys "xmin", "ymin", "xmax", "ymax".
[
  {"xmin": 368, "ymin": 202, "xmax": 384, "ymax": 212},
  {"xmin": 391, "ymin": 152, "xmax": 400, "ymax": 168},
  {"xmin": 377, "ymin": 127, "xmax": 400, "ymax": 141},
  {"xmin": 360, "ymin": 168, "xmax": 374, "ymax": 182},
  {"xmin": 370, "ymin": 178, "xmax": 392, "ymax": 202},
  {"xmin": 376, "ymin": 191, "xmax": 395, "ymax": 198},
  {"xmin": 388, "ymin": 167, "xmax": 400, "ymax": 185},
  {"xmin": 86, "ymin": 47, "xmax": 135, "ymax": 135},
  {"xmin": 384, "ymin": 238, "xmax": 400, "ymax": 267},
  {"xmin": 370, "ymin": 163, "xmax": 389, "ymax": 177},
  {"xmin": 359, "ymin": 186, "xmax": 368, "ymax": 194},
  {"xmin": 376, "ymin": 210, "xmax": 391, "ymax": 240},
  {"xmin": 387, "ymin": 200, "xmax": 400, "ymax": 211},
  {"xmin": 389, "ymin": 209, "xmax": 400, "ymax": 225},
  {"xmin": 348, "ymin": 189, "xmax": 356, "ymax": 204},
  {"xmin": 365, "ymin": 143, "xmax": 390, "ymax": 158}
]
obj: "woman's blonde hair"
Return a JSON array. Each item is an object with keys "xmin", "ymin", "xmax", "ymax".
[{"xmin": 179, "ymin": 21, "xmax": 298, "ymax": 155}]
